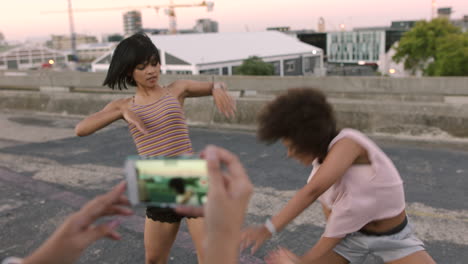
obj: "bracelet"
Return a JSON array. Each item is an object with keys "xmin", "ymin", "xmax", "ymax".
[
  {"xmin": 264, "ymin": 218, "xmax": 277, "ymax": 235},
  {"xmin": 212, "ymin": 82, "xmax": 224, "ymax": 91}
]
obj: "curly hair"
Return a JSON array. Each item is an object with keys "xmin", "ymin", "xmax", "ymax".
[{"xmin": 257, "ymin": 88, "xmax": 338, "ymax": 163}]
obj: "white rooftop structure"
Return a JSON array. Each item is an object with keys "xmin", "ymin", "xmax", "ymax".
[
  {"xmin": 93, "ymin": 31, "xmax": 324, "ymax": 76},
  {"xmin": 76, "ymin": 42, "xmax": 117, "ymax": 62},
  {"xmin": 0, "ymin": 44, "xmax": 70, "ymax": 70}
]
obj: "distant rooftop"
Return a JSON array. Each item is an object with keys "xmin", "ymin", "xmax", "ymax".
[
  {"xmin": 150, "ymin": 31, "xmax": 321, "ymax": 65},
  {"xmin": 76, "ymin": 42, "xmax": 116, "ymax": 50},
  {"xmin": 0, "ymin": 45, "xmax": 16, "ymax": 53}
]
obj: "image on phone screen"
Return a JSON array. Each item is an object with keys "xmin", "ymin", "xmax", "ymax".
[{"xmin": 125, "ymin": 157, "xmax": 208, "ymax": 208}]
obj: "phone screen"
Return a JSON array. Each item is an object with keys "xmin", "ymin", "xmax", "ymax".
[{"xmin": 125, "ymin": 157, "xmax": 208, "ymax": 207}]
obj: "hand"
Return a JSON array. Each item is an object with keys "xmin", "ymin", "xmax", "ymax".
[
  {"xmin": 176, "ymin": 145, "xmax": 253, "ymax": 230},
  {"xmin": 121, "ymin": 107, "xmax": 148, "ymax": 135},
  {"xmin": 175, "ymin": 145, "xmax": 253, "ymax": 264},
  {"xmin": 241, "ymin": 225, "xmax": 272, "ymax": 254},
  {"xmin": 212, "ymin": 82, "xmax": 236, "ymax": 118},
  {"xmin": 23, "ymin": 182, "xmax": 133, "ymax": 264},
  {"xmin": 265, "ymin": 247, "xmax": 301, "ymax": 264}
]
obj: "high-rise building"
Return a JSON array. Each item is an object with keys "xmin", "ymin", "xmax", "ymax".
[
  {"xmin": 123, "ymin": 10, "xmax": 143, "ymax": 36},
  {"xmin": 194, "ymin": 19, "xmax": 218, "ymax": 33},
  {"xmin": 318, "ymin": 17, "xmax": 326, "ymax": 33},
  {"xmin": 437, "ymin": 7, "xmax": 452, "ymax": 19}
]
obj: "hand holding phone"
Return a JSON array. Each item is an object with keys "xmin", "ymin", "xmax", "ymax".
[{"xmin": 125, "ymin": 156, "xmax": 208, "ymax": 208}]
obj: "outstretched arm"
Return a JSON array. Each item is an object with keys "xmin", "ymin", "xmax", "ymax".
[
  {"xmin": 264, "ymin": 237, "xmax": 342, "ymax": 264},
  {"xmin": 75, "ymin": 98, "xmax": 147, "ymax": 137},
  {"xmin": 169, "ymin": 80, "xmax": 236, "ymax": 118},
  {"xmin": 242, "ymin": 138, "xmax": 366, "ymax": 254}
]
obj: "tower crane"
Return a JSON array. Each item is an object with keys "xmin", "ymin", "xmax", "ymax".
[{"xmin": 42, "ymin": 1, "xmax": 214, "ymax": 46}]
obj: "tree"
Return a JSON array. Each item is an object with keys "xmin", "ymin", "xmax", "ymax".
[
  {"xmin": 107, "ymin": 34, "xmax": 124, "ymax": 42},
  {"xmin": 392, "ymin": 18, "xmax": 462, "ymax": 75},
  {"xmin": 429, "ymin": 33, "xmax": 468, "ymax": 76},
  {"xmin": 234, "ymin": 56, "xmax": 275, "ymax": 76}
]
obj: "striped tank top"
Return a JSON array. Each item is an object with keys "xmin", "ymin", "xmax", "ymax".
[{"xmin": 128, "ymin": 92, "xmax": 194, "ymax": 157}]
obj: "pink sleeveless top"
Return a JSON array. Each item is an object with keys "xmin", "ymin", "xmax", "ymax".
[
  {"xmin": 128, "ymin": 92, "xmax": 194, "ymax": 157},
  {"xmin": 307, "ymin": 128, "xmax": 406, "ymax": 238}
]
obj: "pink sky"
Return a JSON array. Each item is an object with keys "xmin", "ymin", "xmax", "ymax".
[{"xmin": 1, "ymin": 0, "xmax": 467, "ymax": 41}]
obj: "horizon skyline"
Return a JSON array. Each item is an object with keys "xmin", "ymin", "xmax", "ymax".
[{"xmin": 1, "ymin": 0, "xmax": 468, "ymax": 42}]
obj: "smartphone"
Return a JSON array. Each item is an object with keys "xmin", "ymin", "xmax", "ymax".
[{"xmin": 125, "ymin": 156, "xmax": 208, "ymax": 207}]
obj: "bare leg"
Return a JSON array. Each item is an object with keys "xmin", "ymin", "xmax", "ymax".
[
  {"xmin": 187, "ymin": 217, "xmax": 205, "ymax": 263},
  {"xmin": 386, "ymin": 250, "xmax": 436, "ymax": 264},
  {"xmin": 144, "ymin": 217, "xmax": 181, "ymax": 264}
]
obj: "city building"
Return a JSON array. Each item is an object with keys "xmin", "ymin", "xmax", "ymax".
[
  {"xmin": 194, "ymin": 19, "xmax": 218, "ymax": 33},
  {"xmin": 266, "ymin": 27, "xmax": 291, "ymax": 32},
  {"xmin": 297, "ymin": 33, "xmax": 327, "ymax": 57},
  {"xmin": 437, "ymin": 7, "xmax": 452, "ymax": 20},
  {"xmin": 327, "ymin": 30, "xmax": 385, "ymax": 64},
  {"xmin": 48, "ymin": 34, "xmax": 98, "ymax": 51},
  {"xmin": 0, "ymin": 32, "xmax": 5, "ymax": 45},
  {"xmin": 452, "ymin": 15, "xmax": 468, "ymax": 33},
  {"xmin": 0, "ymin": 44, "xmax": 70, "ymax": 70},
  {"xmin": 92, "ymin": 31, "xmax": 324, "ymax": 76},
  {"xmin": 123, "ymin": 10, "xmax": 143, "ymax": 36},
  {"xmin": 76, "ymin": 42, "xmax": 117, "ymax": 62},
  {"xmin": 324, "ymin": 20, "xmax": 417, "ymax": 76}
]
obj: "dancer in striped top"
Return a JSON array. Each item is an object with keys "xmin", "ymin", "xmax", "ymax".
[{"xmin": 75, "ymin": 33, "xmax": 236, "ymax": 264}]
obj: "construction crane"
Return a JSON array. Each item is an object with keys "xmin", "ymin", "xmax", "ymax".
[
  {"xmin": 431, "ymin": 0, "xmax": 437, "ymax": 19},
  {"xmin": 42, "ymin": 0, "xmax": 214, "ymax": 49}
]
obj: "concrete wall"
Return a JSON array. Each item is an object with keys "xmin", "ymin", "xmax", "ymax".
[{"xmin": 1, "ymin": 70, "xmax": 468, "ymax": 138}]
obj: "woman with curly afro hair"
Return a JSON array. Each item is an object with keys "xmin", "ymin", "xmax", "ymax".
[{"xmin": 242, "ymin": 88, "xmax": 435, "ymax": 264}]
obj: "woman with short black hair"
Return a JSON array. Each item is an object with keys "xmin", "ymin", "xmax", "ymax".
[{"xmin": 75, "ymin": 33, "xmax": 236, "ymax": 264}]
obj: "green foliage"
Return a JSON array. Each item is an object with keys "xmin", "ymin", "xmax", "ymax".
[
  {"xmin": 107, "ymin": 34, "xmax": 124, "ymax": 42},
  {"xmin": 234, "ymin": 56, "xmax": 275, "ymax": 76},
  {"xmin": 430, "ymin": 33, "xmax": 468, "ymax": 76},
  {"xmin": 393, "ymin": 18, "xmax": 466, "ymax": 76}
]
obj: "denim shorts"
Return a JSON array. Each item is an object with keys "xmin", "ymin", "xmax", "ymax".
[{"xmin": 333, "ymin": 218, "xmax": 425, "ymax": 263}]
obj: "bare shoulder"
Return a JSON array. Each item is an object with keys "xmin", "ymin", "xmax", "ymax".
[
  {"xmin": 329, "ymin": 137, "xmax": 368, "ymax": 164},
  {"xmin": 105, "ymin": 97, "xmax": 133, "ymax": 110},
  {"xmin": 166, "ymin": 80, "xmax": 189, "ymax": 96}
]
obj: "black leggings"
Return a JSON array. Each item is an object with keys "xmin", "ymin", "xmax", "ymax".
[{"xmin": 146, "ymin": 206, "xmax": 198, "ymax": 223}]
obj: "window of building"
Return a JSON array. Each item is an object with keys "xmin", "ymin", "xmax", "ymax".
[
  {"xmin": 175, "ymin": 71, "xmax": 192, "ymax": 75},
  {"xmin": 32, "ymin": 58, "xmax": 42, "ymax": 63},
  {"xmin": 222, "ymin": 67, "xmax": 229, "ymax": 75},
  {"xmin": 270, "ymin": 61, "xmax": 281, "ymax": 75},
  {"xmin": 19, "ymin": 59, "xmax": 29, "ymax": 64},
  {"xmin": 285, "ymin": 61, "xmax": 295, "ymax": 72},
  {"xmin": 303, "ymin": 57, "xmax": 311, "ymax": 72},
  {"xmin": 0, "ymin": 60, "xmax": 4, "ymax": 66},
  {"xmin": 199, "ymin": 68, "xmax": 220, "ymax": 75}
]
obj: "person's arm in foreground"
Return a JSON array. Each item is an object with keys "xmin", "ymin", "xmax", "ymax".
[
  {"xmin": 22, "ymin": 182, "xmax": 133, "ymax": 264},
  {"xmin": 264, "ymin": 237, "xmax": 343, "ymax": 264},
  {"xmin": 171, "ymin": 80, "xmax": 236, "ymax": 118},
  {"xmin": 176, "ymin": 145, "xmax": 253, "ymax": 264},
  {"xmin": 75, "ymin": 98, "xmax": 148, "ymax": 137},
  {"xmin": 242, "ymin": 138, "xmax": 365, "ymax": 256}
]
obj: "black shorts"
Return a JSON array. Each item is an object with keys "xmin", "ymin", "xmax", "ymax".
[{"xmin": 146, "ymin": 206, "xmax": 198, "ymax": 223}]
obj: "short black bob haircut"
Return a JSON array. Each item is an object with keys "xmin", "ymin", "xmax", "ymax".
[
  {"xmin": 257, "ymin": 88, "xmax": 338, "ymax": 163},
  {"xmin": 103, "ymin": 33, "xmax": 161, "ymax": 90}
]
